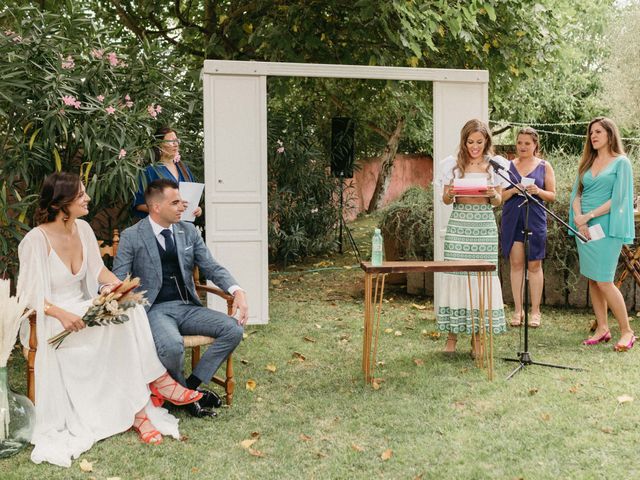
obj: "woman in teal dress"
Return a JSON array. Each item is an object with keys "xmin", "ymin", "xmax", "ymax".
[
  {"xmin": 133, "ymin": 126, "xmax": 202, "ymax": 219},
  {"xmin": 569, "ymin": 117, "xmax": 635, "ymax": 351}
]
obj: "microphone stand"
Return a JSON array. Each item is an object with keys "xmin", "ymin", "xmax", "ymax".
[{"xmin": 488, "ymin": 159, "xmax": 586, "ymax": 379}]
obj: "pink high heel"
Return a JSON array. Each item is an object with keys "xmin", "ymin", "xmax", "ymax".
[
  {"xmin": 582, "ymin": 330, "xmax": 611, "ymax": 345},
  {"xmin": 614, "ymin": 335, "xmax": 637, "ymax": 352}
]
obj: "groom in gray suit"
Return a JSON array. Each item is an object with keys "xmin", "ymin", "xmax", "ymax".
[{"xmin": 113, "ymin": 179, "xmax": 248, "ymax": 418}]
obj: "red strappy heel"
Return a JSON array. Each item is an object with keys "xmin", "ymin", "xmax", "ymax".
[
  {"xmin": 149, "ymin": 372, "xmax": 203, "ymax": 406},
  {"xmin": 133, "ymin": 413, "xmax": 163, "ymax": 445}
]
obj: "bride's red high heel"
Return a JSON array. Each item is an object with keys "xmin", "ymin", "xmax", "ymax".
[
  {"xmin": 149, "ymin": 372, "xmax": 203, "ymax": 406},
  {"xmin": 133, "ymin": 413, "xmax": 163, "ymax": 445}
]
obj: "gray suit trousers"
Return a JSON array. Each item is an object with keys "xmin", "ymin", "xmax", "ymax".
[{"xmin": 146, "ymin": 300, "xmax": 244, "ymax": 386}]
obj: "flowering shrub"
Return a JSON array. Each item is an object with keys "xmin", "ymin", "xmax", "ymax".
[
  {"xmin": 0, "ymin": 5, "xmax": 200, "ymax": 278},
  {"xmin": 267, "ymin": 116, "xmax": 341, "ymax": 265}
]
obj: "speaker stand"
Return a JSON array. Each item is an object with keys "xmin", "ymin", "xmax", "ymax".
[{"xmin": 338, "ymin": 176, "xmax": 361, "ymax": 262}]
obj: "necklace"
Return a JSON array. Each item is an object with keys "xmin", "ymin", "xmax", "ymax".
[{"xmin": 469, "ymin": 160, "xmax": 484, "ymax": 166}]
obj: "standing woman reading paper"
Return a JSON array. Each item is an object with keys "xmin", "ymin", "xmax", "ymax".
[
  {"xmin": 569, "ymin": 117, "xmax": 635, "ymax": 351},
  {"xmin": 133, "ymin": 126, "xmax": 202, "ymax": 219},
  {"xmin": 437, "ymin": 119, "xmax": 508, "ymax": 357}
]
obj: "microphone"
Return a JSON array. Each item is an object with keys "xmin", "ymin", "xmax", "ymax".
[{"xmin": 488, "ymin": 158, "xmax": 504, "ymax": 171}]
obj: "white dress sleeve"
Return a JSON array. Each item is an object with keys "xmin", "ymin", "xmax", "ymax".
[
  {"xmin": 489, "ymin": 155, "xmax": 510, "ymax": 188},
  {"xmin": 438, "ymin": 155, "xmax": 458, "ymax": 187}
]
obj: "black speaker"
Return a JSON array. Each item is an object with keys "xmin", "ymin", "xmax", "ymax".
[{"xmin": 331, "ymin": 117, "xmax": 355, "ymax": 178}]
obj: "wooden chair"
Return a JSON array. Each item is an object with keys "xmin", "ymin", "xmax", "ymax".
[{"xmin": 25, "ymin": 229, "xmax": 237, "ymax": 406}]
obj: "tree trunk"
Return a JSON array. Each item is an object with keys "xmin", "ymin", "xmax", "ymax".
[{"xmin": 366, "ymin": 116, "xmax": 405, "ymax": 213}]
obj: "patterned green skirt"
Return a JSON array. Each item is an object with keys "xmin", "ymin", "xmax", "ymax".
[{"xmin": 436, "ymin": 204, "xmax": 506, "ymax": 335}]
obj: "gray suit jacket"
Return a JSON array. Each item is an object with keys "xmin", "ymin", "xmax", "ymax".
[{"xmin": 113, "ymin": 218, "xmax": 237, "ymax": 310}]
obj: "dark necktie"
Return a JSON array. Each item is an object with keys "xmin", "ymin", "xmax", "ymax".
[{"xmin": 160, "ymin": 229, "xmax": 175, "ymax": 254}]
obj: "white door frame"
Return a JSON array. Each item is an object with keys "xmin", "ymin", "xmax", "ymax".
[{"xmin": 203, "ymin": 60, "xmax": 488, "ymax": 323}]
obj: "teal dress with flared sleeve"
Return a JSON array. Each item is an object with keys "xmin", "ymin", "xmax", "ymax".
[{"xmin": 568, "ymin": 156, "xmax": 634, "ymax": 282}]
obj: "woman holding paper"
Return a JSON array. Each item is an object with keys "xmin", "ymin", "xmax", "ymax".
[
  {"xmin": 569, "ymin": 117, "xmax": 635, "ymax": 351},
  {"xmin": 501, "ymin": 128, "xmax": 556, "ymax": 328},
  {"xmin": 133, "ymin": 126, "xmax": 202, "ymax": 219},
  {"xmin": 438, "ymin": 119, "xmax": 508, "ymax": 356}
]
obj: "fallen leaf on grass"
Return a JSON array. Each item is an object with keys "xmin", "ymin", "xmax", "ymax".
[
  {"xmin": 569, "ymin": 385, "xmax": 579, "ymax": 394},
  {"xmin": 240, "ymin": 359, "xmax": 249, "ymax": 365},
  {"xmin": 107, "ymin": 477, "xmax": 122, "ymax": 480},
  {"xmin": 376, "ymin": 360, "xmax": 385, "ymax": 367},
  {"xmin": 384, "ymin": 328, "xmax": 393, "ymax": 334},
  {"xmin": 413, "ymin": 358, "xmax": 425, "ymax": 366},
  {"xmin": 79, "ymin": 459, "xmax": 93, "ymax": 472},
  {"xmin": 265, "ymin": 364, "xmax": 277, "ymax": 373},
  {"xmin": 601, "ymin": 426, "xmax": 613, "ymax": 434},
  {"xmin": 243, "ymin": 333, "xmax": 249, "ymax": 339},
  {"xmin": 529, "ymin": 388, "xmax": 539, "ymax": 396},
  {"xmin": 617, "ymin": 394, "xmax": 634, "ymax": 404},
  {"xmin": 351, "ymin": 443, "xmax": 365, "ymax": 452},
  {"xmin": 303, "ymin": 336, "xmax": 316, "ymax": 343},
  {"xmin": 245, "ymin": 379, "xmax": 257, "ymax": 391},
  {"xmin": 248, "ymin": 448, "xmax": 265, "ymax": 457},
  {"xmin": 411, "ymin": 303, "xmax": 427, "ymax": 310},
  {"xmin": 381, "ymin": 448, "xmax": 393, "ymax": 461},
  {"xmin": 299, "ymin": 433, "xmax": 312, "ymax": 442},
  {"xmin": 372, "ymin": 379, "xmax": 381, "ymax": 390},
  {"xmin": 240, "ymin": 438, "xmax": 258, "ymax": 449},
  {"xmin": 394, "ymin": 330, "xmax": 403, "ymax": 336},
  {"xmin": 270, "ymin": 279, "xmax": 281, "ymax": 286},
  {"xmin": 292, "ymin": 351, "xmax": 306, "ymax": 361},
  {"xmin": 452, "ymin": 401, "xmax": 465, "ymax": 410},
  {"xmin": 315, "ymin": 324, "xmax": 322, "ymax": 329},
  {"xmin": 251, "ymin": 431, "xmax": 260, "ymax": 438},
  {"xmin": 540, "ymin": 413, "xmax": 551, "ymax": 422}
]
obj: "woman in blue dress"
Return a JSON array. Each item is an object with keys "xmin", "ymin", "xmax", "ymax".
[
  {"xmin": 569, "ymin": 117, "xmax": 635, "ymax": 351},
  {"xmin": 501, "ymin": 128, "xmax": 556, "ymax": 328},
  {"xmin": 133, "ymin": 126, "xmax": 202, "ymax": 219}
]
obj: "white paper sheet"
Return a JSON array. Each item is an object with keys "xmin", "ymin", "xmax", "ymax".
[
  {"xmin": 588, "ymin": 224, "xmax": 605, "ymax": 241},
  {"xmin": 453, "ymin": 177, "xmax": 488, "ymax": 188},
  {"xmin": 520, "ymin": 176, "xmax": 535, "ymax": 187},
  {"xmin": 179, "ymin": 182, "xmax": 204, "ymax": 222}
]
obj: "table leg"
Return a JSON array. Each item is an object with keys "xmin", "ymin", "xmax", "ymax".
[
  {"xmin": 467, "ymin": 274, "xmax": 475, "ymax": 365},
  {"xmin": 487, "ymin": 272, "xmax": 494, "ymax": 380},
  {"xmin": 370, "ymin": 274, "xmax": 386, "ymax": 383},
  {"xmin": 363, "ymin": 273, "xmax": 373, "ymax": 381},
  {"xmin": 476, "ymin": 272, "xmax": 485, "ymax": 370}
]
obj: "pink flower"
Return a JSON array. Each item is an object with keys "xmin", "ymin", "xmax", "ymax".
[
  {"xmin": 4, "ymin": 30, "xmax": 15, "ymax": 36},
  {"xmin": 155, "ymin": 104, "xmax": 162, "ymax": 114},
  {"xmin": 107, "ymin": 52, "xmax": 118, "ymax": 66},
  {"xmin": 124, "ymin": 95, "xmax": 133, "ymax": 108},
  {"xmin": 124, "ymin": 94, "xmax": 131, "ymax": 101},
  {"xmin": 105, "ymin": 105, "xmax": 116, "ymax": 115},
  {"xmin": 62, "ymin": 95, "xmax": 80, "ymax": 109},
  {"xmin": 91, "ymin": 48, "xmax": 104, "ymax": 59},
  {"xmin": 97, "ymin": 95, "xmax": 105, "ymax": 102},
  {"xmin": 118, "ymin": 149, "xmax": 127, "ymax": 159},
  {"xmin": 147, "ymin": 104, "xmax": 158, "ymax": 118},
  {"xmin": 61, "ymin": 55, "xmax": 74, "ymax": 69},
  {"xmin": 173, "ymin": 153, "xmax": 181, "ymax": 163},
  {"xmin": 277, "ymin": 146, "xmax": 285, "ymax": 154},
  {"xmin": 12, "ymin": 35, "xmax": 22, "ymax": 43}
]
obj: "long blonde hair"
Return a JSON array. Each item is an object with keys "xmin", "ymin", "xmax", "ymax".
[
  {"xmin": 455, "ymin": 119, "xmax": 493, "ymax": 178},
  {"xmin": 577, "ymin": 117, "xmax": 625, "ymax": 194}
]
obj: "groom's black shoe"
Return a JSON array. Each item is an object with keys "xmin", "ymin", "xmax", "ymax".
[
  {"xmin": 187, "ymin": 400, "xmax": 217, "ymax": 418},
  {"xmin": 197, "ymin": 388, "xmax": 223, "ymax": 409}
]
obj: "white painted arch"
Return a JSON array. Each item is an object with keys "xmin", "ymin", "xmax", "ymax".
[{"xmin": 203, "ymin": 60, "xmax": 488, "ymax": 324}]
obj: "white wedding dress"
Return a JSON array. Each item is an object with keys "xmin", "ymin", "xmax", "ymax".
[{"xmin": 17, "ymin": 220, "xmax": 180, "ymax": 467}]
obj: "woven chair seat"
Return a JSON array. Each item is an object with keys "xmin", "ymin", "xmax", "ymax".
[{"xmin": 183, "ymin": 335, "xmax": 214, "ymax": 348}]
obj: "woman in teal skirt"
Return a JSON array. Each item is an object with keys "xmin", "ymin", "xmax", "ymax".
[
  {"xmin": 569, "ymin": 117, "xmax": 635, "ymax": 351},
  {"xmin": 437, "ymin": 119, "xmax": 508, "ymax": 357}
]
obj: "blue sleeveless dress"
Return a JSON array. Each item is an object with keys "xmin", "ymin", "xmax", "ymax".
[
  {"xmin": 568, "ymin": 156, "xmax": 634, "ymax": 282},
  {"xmin": 500, "ymin": 160, "xmax": 548, "ymax": 260}
]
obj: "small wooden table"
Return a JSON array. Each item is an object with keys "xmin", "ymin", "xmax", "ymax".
[{"xmin": 360, "ymin": 260, "xmax": 497, "ymax": 383}]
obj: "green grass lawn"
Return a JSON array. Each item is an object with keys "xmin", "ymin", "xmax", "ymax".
[{"xmin": 2, "ymin": 215, "xmax": 639, "ymax": 479}]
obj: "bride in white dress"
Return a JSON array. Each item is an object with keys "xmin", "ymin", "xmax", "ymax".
[{"xmin": 17, "ymin": 172, "xmax": 203, "ymax": 467}]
